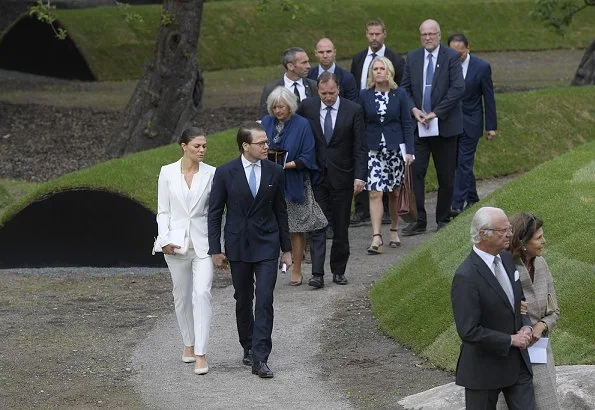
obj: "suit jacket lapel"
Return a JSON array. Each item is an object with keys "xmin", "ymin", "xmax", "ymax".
[
  {"xmin": 471, "ymin": 251, "xmax": 514, "ymax": 313},
  {"xmin": 432, "ymin": 46, "xmax": 447, "ymax": 88},
  {"xmin": 188, "ymin": 166, "xmax": 209, "ymax": 212},
  {"xmin": 248, "ymin": 160, "xmax": 272, "ymax": 214},
  {"xmin": 170, "ymin": 159, "xmax": 189, "ymax": 214},
  {"xmin": 330, "ymin": 100, "xmax": 346, "ymax": 143}
]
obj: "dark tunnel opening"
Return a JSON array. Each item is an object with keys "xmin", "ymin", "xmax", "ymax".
[
  {"xmin": 0, "ymin": 16, "xmax": 95, "ymax": 81},
  {"xmin": 0, "ymin": 189, "xmax": 166, "ymax": 268}
]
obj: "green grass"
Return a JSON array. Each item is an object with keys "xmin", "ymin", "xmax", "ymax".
[
  {"xmin": 0, "ymin": 179, "xmax": 40, "ymax": 220},
  {"xmin": 370, "ymin": 142, "xmax": 595, "ymax": 370},
  {"xmin": 33, "ymin": 0, "xmax": 595, "ymax": 80},
  {"xmin": 1, "ymin": 85, "xmax": 594, "ymax": 226}
]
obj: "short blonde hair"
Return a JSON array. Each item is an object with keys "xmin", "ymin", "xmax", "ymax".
[
  {"xmin": 366, "ymin": 56, "xmax": 397, "ymax": 90},
  {"xmin": 266, "ymin": 86, "xmax": 298, "ymax": 117}
]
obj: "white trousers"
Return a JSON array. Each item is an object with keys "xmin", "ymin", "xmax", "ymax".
[{"xmin": 165, "ymin": 249, "xmax": 213, "ymax": 355}]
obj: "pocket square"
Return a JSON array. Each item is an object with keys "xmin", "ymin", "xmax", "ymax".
[{"xmin": 514, "ymin": 270, "xmax": 520, "ymax": 281}]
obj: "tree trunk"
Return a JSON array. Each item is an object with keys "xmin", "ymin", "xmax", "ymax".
[
  {"xmin": 107, "ymin": 0, "xmax": 204, "ymax": 157},
  {"xmin": 572, "ymin": 37, "xmax": 595, "ymax": 85}
]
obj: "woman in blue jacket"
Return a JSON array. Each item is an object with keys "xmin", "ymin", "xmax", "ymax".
[{"xmin": 359, "ymin": 57, "xmax": 414, "ymax": 254}]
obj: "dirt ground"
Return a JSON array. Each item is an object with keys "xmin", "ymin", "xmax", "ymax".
[{"xmin": 0, "ymin": 48, "xmax": 584, "ymax": 407}]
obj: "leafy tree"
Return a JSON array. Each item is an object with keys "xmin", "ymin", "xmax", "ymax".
[{"xmin": 531, "ymin": 0, "xmax": 595, "ymax": 85}]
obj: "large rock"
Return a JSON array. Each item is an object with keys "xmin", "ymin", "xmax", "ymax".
[{"xmin": 398, "ymin": 365, "xmax": 594, "ymax": 410}]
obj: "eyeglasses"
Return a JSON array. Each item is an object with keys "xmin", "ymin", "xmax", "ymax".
[
  {"xmin": 485, "ymin": 226, "xmax": 514, "ymax": 234},
  {"xmin": 248, "ymin": 141, "xmax": 269, "ymax": 148},
  {"xmin": 420, "ymin": 32, "xmax": 439, "ymax": 38}
]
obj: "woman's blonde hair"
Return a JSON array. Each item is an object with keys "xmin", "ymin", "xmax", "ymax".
[{"xmin": 366, "ymin": 56, "xmax": 397, "ymax": 90}]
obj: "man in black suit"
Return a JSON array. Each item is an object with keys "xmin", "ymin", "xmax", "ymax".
[
  {"xmin": 298, "ymin": 72, "xmax": 367, "ymax": 288},
  {"xmin": 208, "ymin": 121, "xmax": 292, "ymax": 378},
  {"xmin": 307, "ymin": 37, "xmax": 358, "ymax": 101},
  {"xmin": 400, "ymin": 19, "xmax": 465, "ymax": 235},
  {"xmin": 451, "ymin": 206, "xmax": 536, "ymax": 409},
  {"xmin": 448, "ymin": 33, "xmax": 498, "ymax": 216},
  {"xmin": 259, "ymin": 47, "xmax": 318, "ymax": 118},
  {"xmin": 350, "ymin": 19, "xmax": 405, "ymax": 226}
]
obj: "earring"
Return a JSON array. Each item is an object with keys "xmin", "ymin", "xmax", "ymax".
[{"xmin": 522, "ymin": 247, "xmax": 527, "ymax": 251}]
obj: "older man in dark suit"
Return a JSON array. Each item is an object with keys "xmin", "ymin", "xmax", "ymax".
[
  {"xmin": 298, "ymin": 72, "xmax": 367, "ymax": 288},
  {"xmin": 400, "ymin": 19, "xmax": 465, "ymax": 235},
  {"xmin": 451, "ymin": 206, "xmax": 536, "ymax": 409},
  {"xmin": 448, "ymin": 33, "xmax": 498, "ymax": 216},
  {"xmin": 307, "ymin": 37, "xmax": 358, "ymax": 101},
  {"xmin": 259, "ymin": 47, "xmax": 318, "ymax": 118},
  {"xmin": 349, "ymin": 19, "xmax": 406, "ymax": 226},
  {"xmin": 208, "ymin": 121, "xmax": 292, "ymax": 378}
]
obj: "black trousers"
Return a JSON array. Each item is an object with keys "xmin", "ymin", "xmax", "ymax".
[
  {"xmin": 310, "ymin": 178, "xmax": 353, "ymax": 276},
  {"xmin": 464, "ymin": 362, "xmax": 536, "ymax": 410},
  {"xmin": 229, "ymin": 259, "xmax": 277, "ymax": 363},
  {"xmin": 411, "ymin": 133, "xmax": 458, "ymax": 225}
]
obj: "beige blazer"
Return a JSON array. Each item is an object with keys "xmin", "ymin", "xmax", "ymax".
[{"xmin": 155, "ymin": 159, "xmax": 215, "ymax": 258}]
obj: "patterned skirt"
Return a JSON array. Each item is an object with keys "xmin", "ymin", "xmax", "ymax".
[
  {"xmin": 366, "ymin": 134, "xmax": 405, "ymax": 192},
  {"xmin": 287, "ymin": 176, "xmax": 328, "ymax": 233}
]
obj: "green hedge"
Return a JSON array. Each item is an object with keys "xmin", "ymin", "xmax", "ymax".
[
  {"xmin": 38, "ymin": 0, "xmax": 595, "ymax": 80},
  {"xmin": 371, "ymin": 141, "xmax": 595, "ymax": 370}
]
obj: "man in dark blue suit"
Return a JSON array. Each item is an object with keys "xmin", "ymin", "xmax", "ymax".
[
  {"xmin": 307, "ymin": 38, "xmax": 358, "ymax": 101},
  {"xmin": 208, "ymin": 121, "xmax": 292, "ymax": 378},
  {"xmin": 400, "ymin": 19, "xmax": 465, "ymax": 235},
  {"xmin": 448, "ymin": 33, "xmax": 498, "ymax": 215}
]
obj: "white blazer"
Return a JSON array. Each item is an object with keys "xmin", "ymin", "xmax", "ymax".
[{"xmin": 155, "ymin": 158, "xmax": 216, "ymax": 258}]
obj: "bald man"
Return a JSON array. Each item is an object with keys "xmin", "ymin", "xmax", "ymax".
[
  {"xmin": 307, "ymin": 37, "xmax": 358, "ymax": 101},
  {"xmin": 400, "ymin": 19, "xmax": 464, "ymax": 235}
]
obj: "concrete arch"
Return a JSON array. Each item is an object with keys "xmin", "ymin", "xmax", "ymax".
[
  {"xmin": 0, "ymin": 189, "xmax": 166, "ymax": 268},
  {"xmin": 0, "ymin": 15, "xmax": 95, "ymax": 80}
]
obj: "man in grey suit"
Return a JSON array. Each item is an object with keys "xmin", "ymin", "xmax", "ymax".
[
  {"xmin": 448, "ymin": 33, "xmax": 498, "ymax": 216},
  {"xmin": 259, "ymin": 47, "xmax": 318, "ymax": 118},
  {"xmin": 400, "ymin": 19, "xmax": 465, "ymax": 235},
  {"xmin": 451, "ymin": 207, "xmax": 536, "ymax": 409}
]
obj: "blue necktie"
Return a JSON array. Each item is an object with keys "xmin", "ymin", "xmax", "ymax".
[
  {"xmin": 248, "ymin": 163, "xmax": 257, "ymax": 198},
  {"xmin": 324, "ymin": 106, "xmax": 333, "ymax": 144},
  {"xmin": 422, "ymin": 54, "xmax": 434, "ymax": 113}
]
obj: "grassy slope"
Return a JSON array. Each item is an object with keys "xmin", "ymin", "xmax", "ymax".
[
  {"xmin": 47, "ymin": 0, "xmax": 595, "ymax": 80},
  {"xmin": 1, "ymin": 86, "xmax": 593, "ymax": 224},
  {"xmin": 370, "ymin": 142, "xmax": 595, "ymax": 370}
]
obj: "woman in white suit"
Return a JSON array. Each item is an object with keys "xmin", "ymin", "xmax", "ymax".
[{"xmin": 155, "ymin": 127, "xmax": 216, "ymax": 375}]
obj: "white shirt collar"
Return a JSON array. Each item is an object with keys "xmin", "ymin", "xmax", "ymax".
[
  {"xmin": 241, "ymin": 154, "xmax": 261, "ymax": 168},
  {"xmin": 284, "ymin": 74, "xmax": 303, "ymax": 88},
  {"xmin": 368, "ymin": 44, "xmax": 386, "ymax": 57},
  {"xmin": 473, "ymin": 245, "xmax": 497, "ymax": 274},
  {"xmin": 320, "ymin": 96, "xmax": 341, "ymax": 112},
  {"xmin": 318, "ymin": 63, "xmax": 336, "ymax": 76},
  {"xmin": 424, "ymin": 45, "xmax": 440, "ymax": 60}
]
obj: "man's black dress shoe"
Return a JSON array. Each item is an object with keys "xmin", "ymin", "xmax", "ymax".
[
  {"xmin": 308, "ymin": 275, "xmax": 324, "ymax": 289},
  {"xmin": 449, "ymin": 208, "xmax": 462, "ymax": 219},
  {"xmin": 402, "ymin": 222, "xmax": 426, "ymax": 236},
  {"xmin": 350, "ymin": 212, "xmax": 370, "ymax": 226},
  {"xmin": 436, "ymin": 221, "xmax": 449, "ymax": 231},
  {"xmin": 252, "ymin": 361, "xmax": 274, "ymax": 378},
  {"xmin": 242, "ymin": 349, "xmax": 253, "ymax": 366},
  {"xmin": 332, "ymin": 274, "xmax": 348, "ymax": 285}
]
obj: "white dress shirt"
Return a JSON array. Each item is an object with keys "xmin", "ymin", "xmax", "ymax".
[
  {"xmin": 241, "ymin": 154, "xmax": 261, "ymax": 193},
  {"xmin": 461, "ymin": 53, "xmax": 470, "ymax": 79},
  {"xmin": 319, "ymin": 97, "xmax": 340, "ymax": 132},
  {"xmin": 283, "ymin": 74, "xmax": 306, "ymax": 101},
  {"xmin": 423, "ymin": 45, "xmax": 440, "ymax": 87},
  {"xmin": 473, "ymin": 245, "xmax": 498, "ymax": 276},
  {"xmin": 361, "ymin": 44, "xmax": 386, "ymax": 90},
  {"xmin": 317, "ymin": 63, "xmax": 336, "ymax": 78}
]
